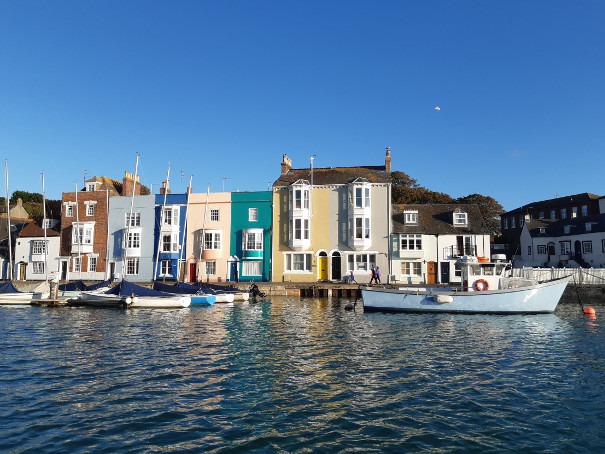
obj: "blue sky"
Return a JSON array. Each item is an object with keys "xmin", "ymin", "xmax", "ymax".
[{"xmin": 1, "ymin": 1, "xmax": 603, "ymax": 211}]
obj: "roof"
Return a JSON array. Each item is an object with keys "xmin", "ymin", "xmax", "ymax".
[
  {"xmin": 525, "ymin": 214, "xmax": 605, "ymax": 238},
  {"xmin": 392, "ymin": 204, "xmax": 488, "ymax": 235},
  {"xmin": 273, "ymin": 165, "xmax": 391, "ymax": 188},
  {"xmin": 18, "ymin": 221, "xmax": 60, "ymax": 238},
  {"xmin": 504, "ymin": 192, "xmax": 601, "ymax": 215}
]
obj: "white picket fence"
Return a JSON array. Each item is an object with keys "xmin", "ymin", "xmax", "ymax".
[{"xmin": 512, "ymin": 267, "xmax": 605, "ymax": 285}]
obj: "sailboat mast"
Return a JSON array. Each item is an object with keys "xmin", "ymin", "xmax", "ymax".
[
  {"xmin": 153, "ymin": 166, "xmax": 170, "ymax": 280},
  {"xmin": 198, "ymin": 184, "xmax": 210, "ymax": 283},
  {"xmin": 124, "ymin": 155, "xmax": 140, "ymax": 279},
  {"xmin": 5, "ymin": 162, "xmax": 12, "ymax": 280},
  {"xmin": 178, "ymin": 176, "xmax": 192, "ymax": 283},
  {"xmin": 42, "ymin": 172, "xmax": 48, "ymax": 281},
  {"xmin": 75, "ymin": 181, "xmax": 81, "ymax": 280}
]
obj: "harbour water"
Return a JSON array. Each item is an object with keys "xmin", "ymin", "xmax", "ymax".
[{"xmin": 1, "ymin": 298, "xmax": 604, "ymax": 453}]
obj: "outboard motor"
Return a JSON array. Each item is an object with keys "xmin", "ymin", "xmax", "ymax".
[{"xmin": 249, "ymin": 282, "xmax": 266, "ymax": 302}]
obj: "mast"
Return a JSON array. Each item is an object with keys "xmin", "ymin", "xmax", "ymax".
[
  {"xmin": 178, "ymin": 175, "xmax": 193, "ymax": 283},
  {"xmin": 75, "ymin": 181, "xmax": 81, "ymax": 280},
  {"xmin": 5, "ymin": 162, "xmax": 12, "ymax": 280},
  {"xmin": 124, "ymin": 155, "xmax": 140, "ymax": 280},
  {"xmin": 153, "ymin": 165, "xmax": 170, "ymax": 280},
  {"xmin": 198, "ymin": 184, "xmax": 210, "ymax": 283},
  {"xmin": 42, "ymin": 172, "xmax": 48, "ymax": 282}
]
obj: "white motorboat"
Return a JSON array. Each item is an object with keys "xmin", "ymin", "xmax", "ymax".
[
  {"xmin": 361, "ymin": 256, "xmax": 568, "ymax": 314},
  {"xmin": 0, "ymin": 281, "xmax": 50, "ymax": 305},
  {"xmin": 74, "ymin": 281, "xmax": 190, "ymax": 308}
]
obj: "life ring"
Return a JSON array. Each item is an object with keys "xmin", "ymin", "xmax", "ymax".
[
  {"xmin": 475, "ymin": 279, "xmax": 489, "ymax": 291},
  {"xmin": 477, "ymin": 256, "xmax": 489, "ymax": 263}
]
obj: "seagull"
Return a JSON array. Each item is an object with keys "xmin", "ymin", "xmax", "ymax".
[{"xmin": 434, "ymin": 106, "xmax": 441, "ymax": 111}]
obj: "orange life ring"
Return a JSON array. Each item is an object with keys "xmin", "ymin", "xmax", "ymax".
[
  {"xmin": 477, "ymin": 256, "xmax": 489, "ymax": 263},
  {"xmin": 475, "ymin": 279, "xmax": 489, "ymax": 291}
]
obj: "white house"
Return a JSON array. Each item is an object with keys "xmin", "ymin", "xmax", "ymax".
[
  {"xmin": 519, "ymin": 213, "xmax": 605, "ymax": 268},
  {"xmin": 390, "ymin": 204, "xmax": 491, "ymax": 284},
  {"xmin": 14, "ymin": 222, "xmax": 61, "ymax": 281}
]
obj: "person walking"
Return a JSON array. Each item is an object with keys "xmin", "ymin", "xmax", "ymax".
[
  {"xmin": 349, "ymin": 270, "xmax": 357, "ymax": 284},
  {"xmin": 370, "ymin": 265, "xmax": 376, "ymax": 285},
  {"xmin": 375, "ymin": 266, "xmax": 381, "ymax": 284}
]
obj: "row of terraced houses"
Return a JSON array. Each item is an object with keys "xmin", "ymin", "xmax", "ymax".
[{"xmin": 9, "ymin": 149, "xmax": 497, "ymax": 285}]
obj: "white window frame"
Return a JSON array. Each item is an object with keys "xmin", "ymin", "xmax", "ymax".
[
  {"xmin": 537, "ymin": 245, "xmax": 547, "ymax": 255},
  {"xmin": 404, "ymin": 211, "xmax": 418, "ymax": 225},
  {"xmin": 550, "ymin": 210, "xmax": 556, "ymax": 219},
  {"xmin": 126, "ymin": 212, "xmax": 141, "ymax": 227},
  {"xmin": 126, "ymin": 231, "xmax": 141, "ymax": 249},
  {"xmin": 32, "ymin": 262, "xmax": 45, "ymax": 274},
  {"xmin": 248, "ymin": 208, "xmax": 258, "ymax": 222},
  {"xmin": 284, "ymin": 252, "xmax": 313, "ymax": 273},
  {"xmin": 86, "ymin": 204, "xmax": 94, "ymax": 216},
  {"xmin": 561, "ymin": 208, "xmax": 567, "ymax": 219},
  {"xmin": 210, "ymin": 209, "xmax": 220, "ymax": 222},
  {"xmin": 162, "ymin": 233, "xmax": 179, "ymax": 253},
  {"xmin": 126, "ymin": 258, "xmax": 139, "ymax": 275},
  {"xmin": 503, "ymin": 218, "xmax": 508, "ymax": 229},
  {"xmin": 582, "ymin": 241, "xmax": 592, "ymax": 254},
  {"xmin": 204, "ymin": 231, "xmax": 221, "ymax": 250},
  {"xmin": 582, "ymin": 205, "xmax": 588, "ymax": 216},
  {"xmin": 89, "ymin": 256, "xmax": 97, "ymax": 273},
  {"xmin": 347, "ymin": 253, "xmax": 376, "ymax": 272},
  {"xmin": 73, "ymin": 225, "xmax": 94, "ymax": 245},
  {"xmin": 32, "ymin": 240, "xmax": 47, "ymax": 255},
  {"xmin": 66, "ymin": 204, "xmax": 73, "ymax": 217},
  {"xmin": 560, "ymin": 241, "xmax": 571, "ymax": 255},
  {"xmin": 400, "ymin": 234, "xmax": 422, "ymax": 251},
  {"xmin": 160, "ymin": 260, "xmax": 172, "ymax": 276},
  {"xmin": 205, "ymin": 261, "xmax": 216, "ymax": 275},
  {"xmin": 586, "ymin": 223, "xmax": 592, "ymax": 232},
  {"xmin": 243, "ymin": 231, "xmax": 263, "ymax": 250},
  {"xmin": 401, "ymin": 261, "xmax": 422, "ymax": 277},
  {"xmin": 73, "ymin": 257, "xmax": 81, "ymax": 272},
  {"xmin": 454, "ymin": 212, "xmax": 468, "ymax": 226},
  {"xmin": 242, "ymin": 261, "xmax": 262, "ymax": 276}
]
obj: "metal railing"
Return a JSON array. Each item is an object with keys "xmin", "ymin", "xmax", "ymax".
[{"xmin": 511, "ymin": 267, "xmax": 605, "ymax": 284}]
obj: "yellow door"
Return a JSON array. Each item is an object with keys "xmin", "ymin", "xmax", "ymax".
[{"xmin": 318, "ymin": 256, "xmax": 328, "ymax": 280}]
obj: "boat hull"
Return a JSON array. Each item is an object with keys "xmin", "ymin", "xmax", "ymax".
[
  {"xmin": 0, "ymin": 292, "xmax": 50, "ymax": 305},
  {"xmin": 361, "ymin": 279, "xmax": 568, "ymax": 314},
  {"xmin": 74, "ymin": 292, "xmax": 190, "ymax": 308},
  {"xmin": 190, "ymin": 294, "xmax": 216, "ymax": 306}
]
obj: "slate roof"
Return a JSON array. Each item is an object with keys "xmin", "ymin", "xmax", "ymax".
[
  {"xmin": 525, "ymin": 214, "xmax": 605, "ymax": 238},
  {"xmin": 392, "ymin": 204, "xmax": 489, "ymax": 235},
  {"xmin": 273, "ymin": 165, "xmax": 391, "ymax": 188},
  {"xmin": 504, "ymin": 192, "xmax": 601, "ymax": 215}
]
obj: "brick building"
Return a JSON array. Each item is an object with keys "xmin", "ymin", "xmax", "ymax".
[{"xmin": 59, "ymin": 172, "xmax": 145, "ymax": 281}]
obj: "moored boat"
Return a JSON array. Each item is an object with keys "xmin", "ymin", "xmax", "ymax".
[
  {"xmin": 361, "ymin": 256, "xmax": 568, "ymax": 314},
  {"xmin": 153, "ymin": 281, "xmax": 216, "ymax": 306},
  {"xmin": 0, "ymin": 281, "xmax": 50, "ymax": 305},
  {"xmin": 74, "ymin": 281, "xmax": 190, "ymax": 308}
]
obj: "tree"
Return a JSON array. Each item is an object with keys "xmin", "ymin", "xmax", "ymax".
[
  {"xmin": 10, "ymin": 191, "xmax": 43, "ymax": 204},
  {"xmin": 456, "ymin": 193, "xmax": 504, "ymax": 237},
  {"xmin": 391, "ymin": 171, "xmax": 455, "ymax": 204}
]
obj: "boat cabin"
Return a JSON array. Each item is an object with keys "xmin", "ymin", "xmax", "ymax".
[{"xmin": 458, "ymin": 255, "xmax": 511, "ymax": 292}]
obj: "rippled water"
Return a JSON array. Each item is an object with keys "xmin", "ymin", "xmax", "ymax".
[{"xmin": 1, "ymin": 298, "xmax": 604, "ymax": 453}]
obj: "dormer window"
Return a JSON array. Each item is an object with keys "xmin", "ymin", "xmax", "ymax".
[
  {"xmin": 453, "ymin": 211, "xmax": 468, "ymax": 226},
  {"xmin": 586, "ymin": 222, "xmax": 592, "ymax": 232},
  {"xmin": 404, "ymin": 211, "xmax": 418, "ymax": 225},
  {"xmin": 564, "ymin": 225, "xmax": 571, "ymax": 234},
  {"xmin": 86, "ymin": 182, "xmax": 97, "ymax": 192},
  {"xmin": 539, "ymin": 228, "xmax": 546, "ymax": 234}
]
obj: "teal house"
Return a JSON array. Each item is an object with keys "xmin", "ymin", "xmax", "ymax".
[{"xmin": 229, "ymin": 191, "xmax": 272, "ymax": 282}]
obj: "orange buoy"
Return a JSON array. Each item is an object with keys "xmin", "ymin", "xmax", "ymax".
[
  {"xmin": 584, "ymin": 307, "xmax": 596, "ymax": 316},
  {"xmin": 474, "ymin": 279, "xmax": 489, "ymax": 291}
]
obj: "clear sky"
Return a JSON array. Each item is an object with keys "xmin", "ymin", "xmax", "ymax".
[{"xmin": 1, "ymin": 1, "xmax": 603, "ymax": 211}]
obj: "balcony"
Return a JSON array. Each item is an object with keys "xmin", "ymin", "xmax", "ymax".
[
  {"xmin": 444, "ymin": 245, "xmax": 477, "ymax": 259},
  {"xmin": 71, "ymin": 243, "xmax": 93, "ymax": 254}
]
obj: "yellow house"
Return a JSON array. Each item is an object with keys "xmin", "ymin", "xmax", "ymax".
[{"xmin": 272, "ymin": 150, "xmax": 392, "ymax": 283}]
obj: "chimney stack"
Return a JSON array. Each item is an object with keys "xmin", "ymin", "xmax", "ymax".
[
  {"xmin": 122, "ymin": 171, "xmax": 141, "ymax": 197},
  {"xmin": 281, "ymin": 154, "xmax": 292, "ymax": 175},
  {"xmin": 159, "ymin": 180, "xmax": 171, "ymax": 195},
  {"xmin": 385, "ymin": 147, "xmax": 391, "ymax": 173}
]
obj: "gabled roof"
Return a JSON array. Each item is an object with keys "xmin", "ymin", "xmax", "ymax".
[
  {"xmin": 525, "ymin": 214, "xmax": 605, "ymax": 238},
  {"xmin": 18, "ymin": 221, "xmax": 60, "ymax": 238},
  {"xmin": 273, "ymin": 165, "xmax": 391, "ymax": 188},
  {"xmin": 84, "ymin": 176, "xmax": 124, "ymax": 195},
  {"xmin": 392, "ymin": 204, "xmax": 488, "ymax": 235},
  {"xmin": 504, "ymin": 193, "xmax": 601, "ymax": 215}
]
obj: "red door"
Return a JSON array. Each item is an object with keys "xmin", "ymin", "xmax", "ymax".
[{"xmin": 189, "ymin": 263, "xmax": 197, "ymax": 283}]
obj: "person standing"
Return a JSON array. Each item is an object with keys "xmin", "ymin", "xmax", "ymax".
[{"xmin": 375, "ymin": 266, "xmax": 381, "ymax": 284}]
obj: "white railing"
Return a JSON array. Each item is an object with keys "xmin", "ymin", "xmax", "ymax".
[{"xmin": 511, "ymin": 267, "xmax": 605, "ymax": 284}]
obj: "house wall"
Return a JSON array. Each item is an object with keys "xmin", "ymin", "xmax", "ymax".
[
  {"xmin": 14, "ymin": 236, "xmax": 60, "ymax": 281},
  {"xmin": 60, "ymin": 190, "xmax": 110, "ymax": 280},
  {"xmin": 230, "ymin": 191, "xmax": 272, "ymax": 282},
  {"xmin": 107, "ymin": 195, "xmax": 155, "ymax": 282},
  {"xmin": 154, "ymin": 194, "xmax": 188, "ymax": 281},
  {"xmin": 185, "ymin": 192, "xmax": 231, "ymax": 283},
  {"xmin": 272, "ymin": 183, "xmax": 391, "ymax": 283}
]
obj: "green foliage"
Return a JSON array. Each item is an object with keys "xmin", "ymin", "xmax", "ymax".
[
  {"xmin": 10, "ymin": 190, "xmax": 43, "ymax": 204},
  {"xmin": 391, "ymin": 171, "xmax": 504, "ymax": 236}
]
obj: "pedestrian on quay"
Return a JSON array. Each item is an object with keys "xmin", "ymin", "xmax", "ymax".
[
  {"xmin": 370, "ymin": 265, "xmax": 376, "ymax": 285},
  {"xmin": 375, "ymin": 266, "xmax": 381, "ymax": 284},
  {"xmin": 349, "ymin": 270, "xmax": 357, "ymax": 284}
]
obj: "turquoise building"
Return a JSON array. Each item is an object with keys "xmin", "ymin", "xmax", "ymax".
[{"xmin": 229, "ymin": 191, "xmax": 272, "ymax": 282}]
